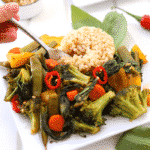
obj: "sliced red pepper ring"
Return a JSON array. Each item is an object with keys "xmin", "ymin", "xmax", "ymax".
[
  {"xmin": 45, "ymin": 71, "xmax": 61, "ymax": 90},
  {"xmin": 92, "ymin": 66, "xmax": 108, "ymax": 84},
  {"xmin": 11, "ymin": 95, "xmax": 21, "ymax": 113}
]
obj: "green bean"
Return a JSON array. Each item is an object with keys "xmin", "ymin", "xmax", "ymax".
[
  {"xmin": 30, "ymin": 111, "xmax": 40, "ymax": 134},
  {"xmin": 36, "ymin": 53, "xmax": 48, "ymax": 71},
  {"xmin": 134, "ymin": 50, "xmax": 140, "ymax": 67},
  {"xmin": 35, "ymin": 40, "xmax": 57, "ymax": 56},
  {"xmin": 47, "ymin": 40, "xmax": 57, "ymax": 48},
  {"xmin": 20, "ymin": 41, "xmax": 40, "ymax": 53},
  {"xmin": 117, "ymin": 46, "xmax": 135, "ymax": 63},
  {"xmin": 19, "ymin": 35, "xmax": 45, "ymax": 53},
  {"xmin": 30, "ymin": 55, "xmax": 43, "ymax": 96},
  {"xmin": 41, "ymin": 104, "xmax": 48, "ymax": 148}
]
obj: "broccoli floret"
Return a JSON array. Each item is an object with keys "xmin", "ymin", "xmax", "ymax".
[
  {"xmin": 21, "ymin": 96, "xmax": 42, "ymax": 134},
  {"xmin": 54, "ymin": 64, "xmax": 90, "ymax": 86},
  {"xmin": 3, "ymin": 68, "xmax": 32, "ymax": 102},
  {"xmin": 15, "ymin": 68, "xmax": 32, "ymax": 103},
  {"xmin": 109, "ymin": 85, "xmax": 148, "ymax": 121},
  {"xmin": 80, "ymin": 91, "xmax": 116, "ymax": 126},
  {"xmin": 71, "ymin": 119, "xmax": 100, "ymax": 134}
]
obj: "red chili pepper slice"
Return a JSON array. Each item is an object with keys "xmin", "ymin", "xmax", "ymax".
[
  {"xmin": 11, "ymin": 95, "xmax": 21, "ymax": 113},
  {"xmin": 45, "ymin": 71, "xmax": 61, "ymax": 90},
  {"xmin": 93, "ymin": 66, "xmax": 108, "ymax": 84}
]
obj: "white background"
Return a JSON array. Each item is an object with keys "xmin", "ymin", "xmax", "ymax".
[{"xmin": 0, "ymin": 0, "xmax": 150, "ymax": 150}]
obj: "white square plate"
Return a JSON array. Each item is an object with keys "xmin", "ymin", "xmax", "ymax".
[{"xmin": 1, "ymin": 25, "xmax": 150, "ymax": 150}]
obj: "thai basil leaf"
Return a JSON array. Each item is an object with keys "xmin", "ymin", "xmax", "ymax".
[
  {"xmin": 71, "ymin": 5, "xmax": 103, "ymax": 29},
  {"xmin": 71, "ymin": 5, "xmax": 127, "ymax": 49},
  {"xmin": 102, "ymin": 11, "xmax": 127, "ymax": 49}
]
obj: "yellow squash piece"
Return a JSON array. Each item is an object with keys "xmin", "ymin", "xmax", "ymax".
[
  {"xmin": 108, "ymin": 67, "xmax": 142, "ymax": 93},
  {"xmin": 131, "ymin": 44, "xmax": 148, "ymax": 64},
  {"xmin": 126, "ymin": 73, "xmax": 141, "ymax": 87},
  {"xmin": 40, "ymin": 34, "xmax": 64, "ymax": 48},
  {"xmin": 133, "ymin": 75, "xmax": 141, "ymax": 87},
  {"xmin": 6, "ymin": 52, "xmax": 34, "ymax": 68},
  {"xmin": 108, "ymin": 68, "xmax": 130, "ymax": 93}
]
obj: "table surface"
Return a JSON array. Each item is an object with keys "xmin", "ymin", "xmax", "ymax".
[{"xmin": 0, "ymin": 0, "xmax": 150, "ymax": 150}]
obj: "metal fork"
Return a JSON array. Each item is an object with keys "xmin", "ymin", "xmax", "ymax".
[{"xmin": 10, "ymin": 18, "xmax": 70, "ymax": 60}]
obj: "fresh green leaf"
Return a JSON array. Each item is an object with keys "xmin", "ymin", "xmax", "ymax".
[
  {"xmin": 102, "ymin": 11, "xmax": 127, "ymax": 49},
  {"xmin": 71, "ymin": 5, "xmax": 103, "ymax": 29},
  {"xmin": 71, "ymin": 5, "xmax": 127, "ymax": 49}
]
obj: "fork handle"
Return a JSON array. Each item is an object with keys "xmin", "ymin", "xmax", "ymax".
[{"xmin": 10, "ymin": 18, "xmax": 50, "ymax": 51}]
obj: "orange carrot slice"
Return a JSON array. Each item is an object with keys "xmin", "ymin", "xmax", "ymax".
[{"xmin": 89, "ymin": 84, "xmax": 106, "ymax": 101}]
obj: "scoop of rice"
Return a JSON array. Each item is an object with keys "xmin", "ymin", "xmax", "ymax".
[{"xmin": 59, "ymin": 26, "xmax": 115, "ymax": 72}]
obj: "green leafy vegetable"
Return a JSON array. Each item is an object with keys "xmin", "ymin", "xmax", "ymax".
[
  {"xmin": 71, "ymin": 5, "xmax": 103, "ymax": 30},
  {"xmin": 116, "ymin": 126, "xmax": 150, "ymax": 150},
  {"xmin": 71, "ymin": 5, "xmax": 127, "ymax": 49},
  {"xmin": 102, "ymin": 11, "xmax": 127, "ymax": 48}
]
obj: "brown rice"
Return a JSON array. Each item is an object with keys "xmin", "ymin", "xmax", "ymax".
[{"xmin": 59, "ymin": 26, "xmax": 115, "ymax": 73}]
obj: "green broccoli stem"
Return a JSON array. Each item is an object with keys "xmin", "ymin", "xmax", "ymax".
[
  {"xmin": 131, "ymin": 89, "xmax": 146, "ymax": 112},
  {"xmin": 110, "ymin": 105, "xmax": 134, "ymax": 119},
  {"xmin": 94, "ymin": 91, "xmax": 116, "ymax": 126},
  {"xmin": 110, "ymin": 105, "xmax": 122, "ymax": 116},
  {"xmin": 11, "ymin": 72, "xmax": 21, "ymax": 82},
  {"xmin": 139, "ymin": 89, "xmax": 148, "ymax": 110},
  {"xmin": 80, "ymin": 91, "xmax": 116, "ymax": 126},
  {"xmin": 115, "ymin": 100, "xmax": 142, "ymax": 120},
  {"xmin": 63, "ymin": 78, "xmax": 88, "ymax": 86},
  {"xmin": 21, "ymin": 97, "xmax": 41, "ymax": 134},
  {"xmin": 71, "ymin": 119, "xmax": 100, "ymax": 134},
  {"xmin": 74, "ymin": 78, "xmax": 98, "ymax": 102},
  {"xmin": 68, "ymin": 65, "xmax": 90, "ymax": 85},
  {"xmin": 4, "ymin": 86, "xmax": 18, "ymax": 102},
  {"xmin": 4, "ymin": 84, "xmax": 14, "ymax": 102}
]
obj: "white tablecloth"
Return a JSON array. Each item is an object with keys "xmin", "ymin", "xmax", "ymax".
[{"xmin": 0, "ymin": 0, "xmax": 150, "ymax": 150}]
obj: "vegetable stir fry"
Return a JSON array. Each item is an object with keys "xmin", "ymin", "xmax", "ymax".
[
  {"xmin": 1, "ymin": 6, "xmax": 150, "ymax": 149},
  {"xmin": 1, "ymin": 34, "xmax": 149, "ymax": 148}
]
